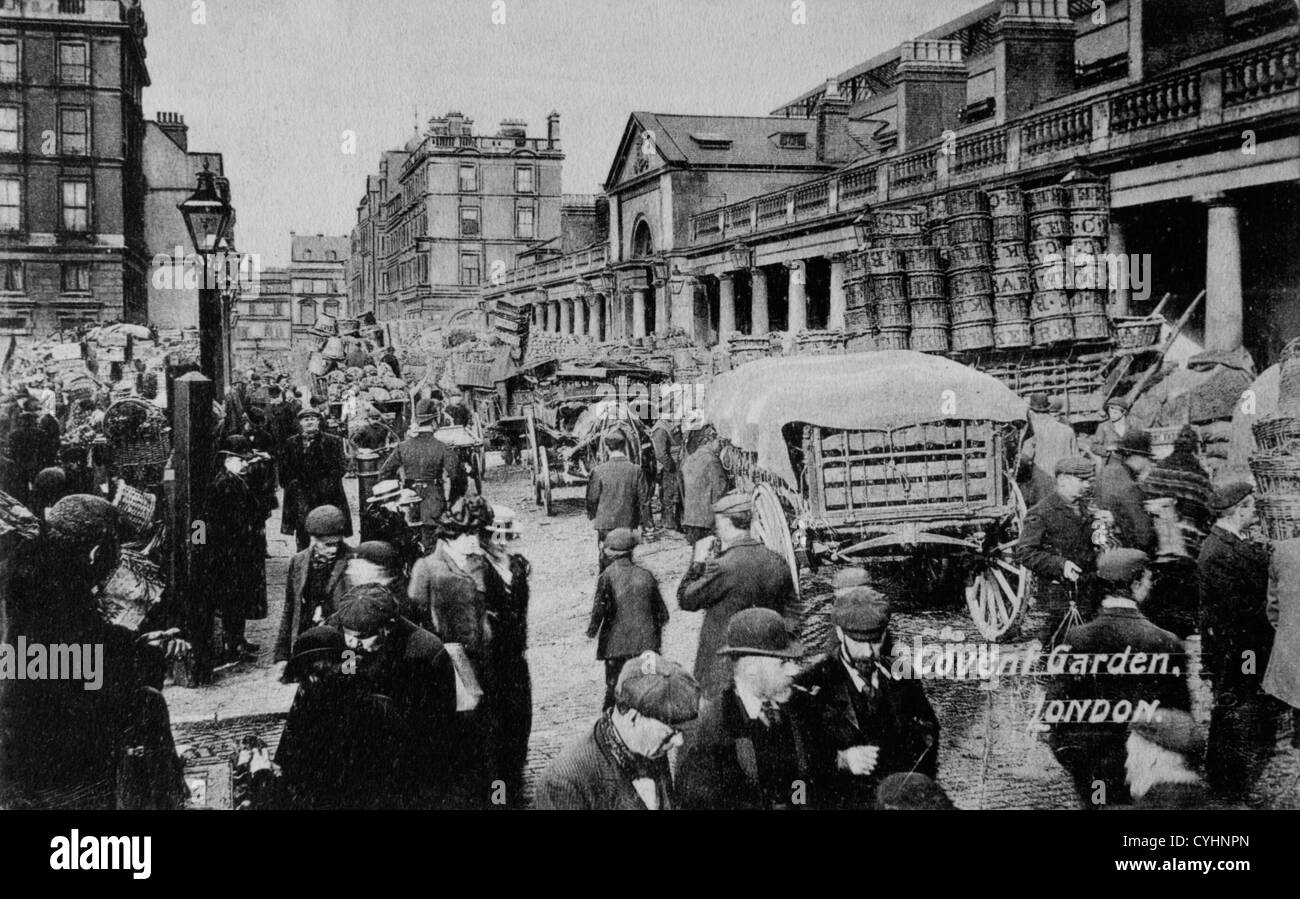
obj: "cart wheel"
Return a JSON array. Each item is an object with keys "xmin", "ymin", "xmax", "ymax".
[
  {"xmin": 751, "ymin": 483, "xmax": 801, "ymax": 601},
  {"xmin": 964, "ymin": 481, "xmax": 1031, "ymax": 642}
]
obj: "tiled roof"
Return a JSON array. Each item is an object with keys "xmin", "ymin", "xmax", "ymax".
[{"xmin": 629, "ymin": 112, "xmax": 822, "ymax": 169}]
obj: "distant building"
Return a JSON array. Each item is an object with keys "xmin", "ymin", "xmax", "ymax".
[
  {"xmin": 348, "ymin": 150, "xmax": 407, "ymax": 321},
  {"xmin": 231, "ymin": 266, "xmax": 291, "ymax": 375},
  {"xmin": 0, "ymin": 0, "xmax": 150, "ymax": 339},
  {"xmin": 287, "ymin": 232, "xmax": 348, "ymax": 343}
]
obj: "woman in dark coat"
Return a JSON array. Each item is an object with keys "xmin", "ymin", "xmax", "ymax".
[{"xmin": 208, "ymin": 436, "xmax": 269, "ymax": 660}]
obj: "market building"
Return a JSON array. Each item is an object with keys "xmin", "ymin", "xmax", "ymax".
[{"xmin": 0, "ymin": 0, "xmax": 150, "ymax": 339}]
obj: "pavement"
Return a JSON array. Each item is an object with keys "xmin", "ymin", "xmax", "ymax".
[{"xmin": 166, "ymin": 459, "xmax": 1300, "ymax": 809}]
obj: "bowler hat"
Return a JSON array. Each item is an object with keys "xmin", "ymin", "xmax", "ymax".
[
  {"xmin": 829, "ymin": 587, "xmax": 891, "ymax": 640},
  {"xmin": 1209, "ymin": 481, "xmax": 1254, "ymax": 513},
  {"xmin": 717, "ymin": 608, "xmax": 803, "ymax": 659},
  {"xmin": 219, "ymin": 434, "xmax": 254, "ymax": 460},
  {"xmin": 1097, "ymin": 548, "xmax": 1150, "ymax": 584},
  {"xmin": 1054, "ymin": 456, "xmax": 1095, "ymax": 478},
  {"xmin": 1130, "ymin": 708, "xmax": 1204, "ymax": 757},
  {"xmin": 615, "ymin": 651, "xmax": 701, "ymax": 725},
  {"xmin": 1028, "ymin": 393, "xmax": 1051, "ymax": 413},
  {"xmin": 285, "ymin": 626, "xmax": 345, "ymax": 681},
  {"xmin": 1115, "ymin": 429, "xmax": 1153, "ymax": 457},
  {"xmin": 712, "ymin": 493, "xmax": 753, "ymax": 516},
  {"xmin": 304, "ymin": 504, "xmax": 347, "ymax": 537},
  {"xmin": 604, "ymin": 527, "xmax": 637, "ymax": 554}
]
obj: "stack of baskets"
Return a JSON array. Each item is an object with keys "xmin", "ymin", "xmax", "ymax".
[
  {"xmin": 1025, "ymin": 184, "xmax": 1074, "ymax": 346},
  {"xmin": 987, "ymin": 186, "xmax": 1031, "ymax": 350},
  {"xmin": 1251, "ymin": 338, "xmax": 1300, "ymax": 539},
  {"xmin": 102, "ymin": 397, "xmax": 171, "ymax": 486},
  {"xmin": 852, "ymin": 206, "xmax": 927, "ymax": 351},
  {"xmin": 1064, "ymin": 170, "xmax": 1111, "ymax": 341},
  {"xmin": 944, "ymin": 188, "xmax": 996, "ymax": 354},
  {"xmin": 903, "ymin": 245, "xmax": 949, "ymax": 354}
]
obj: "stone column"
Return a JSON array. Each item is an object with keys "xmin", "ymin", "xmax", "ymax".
[
  {"xmin": 750, "ymin": 267, "xmax": 769, "ymax": 336},
  {"xmin": 671, "ymin": 277, "xmax": 695, "ymax": 341},
  {"xmin": 786, "ymin": 260, "xmax": 807, "ymax": 334},
  {"xmin": 1199, "ymin": 192, "xmax": 1243, "ymax": 353},
  {"xmin": 632, "ymin": 288, "xmax": 648, "ymax": 339},
  {"xmin": 574, "ymin": 296, "xmax": 588, "ymax": 337},
  {"xmin": 561, "ymin": 299, "xmax": 574, "ymax": 335},
  {"xmin": 718, "ymin": 273, "xmax": 737, "ymax": 341},
  {"xmin": 592, "ymin": 295, "xmax": 605, "ymax": 341},
  {"xmin": 541, "ymin": 301, "xmax": 552, "ymax": 332},
  {"xmin": 1107, "ymin": 215, "xmax": 1130, "ymax": 317},
  {"xmin": 551, "ymin": 301, "xmax": 562, "ymax": 334},
  {"xmin": 653, "ymin": 284, "xmax": 670, "ymax": 337},
  {"xmin": 828, "ymin": 254, "xmax": 848, "ymax": 331}
]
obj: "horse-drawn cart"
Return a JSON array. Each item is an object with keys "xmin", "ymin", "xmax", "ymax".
[{"xmin": 706, "ymin": 350, "xmax": 1032, "ymax": 641}]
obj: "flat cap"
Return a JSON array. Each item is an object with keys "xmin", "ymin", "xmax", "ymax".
[
  {"xmin": 1054, "ymin": 456, "xmax": 1095, "ymax": 478},
  {"xmin": 297, "ymin": 407, "xmax": 323, "ymax": 421},
  {"xmin": 717, "ymin": 607, "xmax": 803, "ymax": 659},
  {"xmin": 1116, "ymin": 429, "xmax": 1154, "ymax": 457},
  {"xmin": 285, "ymin": 626, "xmax": 345, "ymax": 681},
  {"xmin": 1209, "ymin": 481, "xmax": 1254, "ymax": 513},
  {"xmin": 1105, "ymin": 396, "xmax": 1131, "ymax": 412},
  {"xmin": 874, "ymin": 773, "xmax": 955, "ymax": 810},
  {"xmin": 615, "ymin": 652, "xmax": 701, "ymax": 726},
  {"xmin": 331, "ymin": 583, "xmax": 399, "ymax": 635},
  {"xmin": 304, "ymin": 504, "xmax": 347, "ymax": 537},
  {"xmin": 830, "ymin": 587, "xmax": 891, "ymax": 640},
  {"xmin": 354, "ymin": 540, "xmax": 400, "ymax": 569},
  {"xmin": 414, "ymin": 398, "xmax": 440, "ymax": 422},
  {"xmin": 604, "ymin": 527, "xmax": 637, "ymax": 553},
  {"xmin": 47, "ymin": 494, "xmax": 118, "ymax": 546},
  {"xmin": 712, "ymin": 493, "xmax": 752, "ymax": 516},
  {"xmin": 1097, "ymin": 548, "xmax": 1150, "ymax": 583},
  {"xmin": 831, "ymin": 567, "xmax": 871, "ymax": 591},
  {"xmin": 1130, "ymin": 708, "xmax": 1204, "ymax": 757}
]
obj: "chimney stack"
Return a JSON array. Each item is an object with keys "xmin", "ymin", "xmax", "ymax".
[
  {"xmin": 547, "ymin": 111, "xmax": 561, "ymax": 150},
  {"xmin": 157, "ymin": 111, "xmax": 188, "ymax": 151},
  {"xmin": 815, "ymin": 79, "xmax": 853, "ymax": 164},
  {"xmin": 896, "ymin": 40, "xmax": 966, "ymax": 149}
]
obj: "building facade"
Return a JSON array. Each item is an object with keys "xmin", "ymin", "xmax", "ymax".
[
  {"xmin": 231, "ymin": 265, "xmax": 290, "ymax": 375},
  {"xmin": 286, "ymin": 232, "xmax": 347, "ymax": 344},
  {"xmin": 0, "ymin": 0, "xmax": 150, "ymax": 339}
]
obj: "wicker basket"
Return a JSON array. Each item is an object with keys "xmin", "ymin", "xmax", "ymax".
[
  {"xmin": 1249, "ymin": 450, "xmax": 1300, "ymax": 496},
  {"xmin": 1113, "ymin": 315, "xmax": 1162, "ymax": 350},
  {"xmin": 1253, "ymin": 416, "xmax": 1300, "ymax": 452},
  {"xmin": 1255, "ymin": 494, "xmax": 1300, "ymax": 541},
  {"xmin": 103, "ymin": 398, "xmax": 171, "ymax": 468},
  {"xmin": 113, "ymin": 482, "xmax": 158, "ymax": 538}
]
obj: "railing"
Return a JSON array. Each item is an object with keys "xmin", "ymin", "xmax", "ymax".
[
  {"xmin": 1223, "ymin": 39, "xmax": 1299, "ymax": 106},
  {"xmin": 793, "ymin": 181, "xmax": 829, "ymax": 219},
  {"xmin": 1109, "ymin": 70, "xmax": 1201, "ymax": 132},
  {"xmin": 890, "ymin": 148, "xmax": 937, "ymax": 189},
  {"xmin": 488, "ymin": 244, "xmax": 609, "ymax": 291},
  {"xmin": 1021, "ymin": 103, "xmax": 1092, "ymax": 156},
  {"xmin": 953, "ymin": 129, "xmax": 1006, "ymax": 174},
  {"xmin": 725, "ymin": 202, "xmax": 753, "ymax": 235},
  {"xmin": 838, "ymin": 167, "xmax": 876, "ymax": 206},
  {"xmin": 757, "ymin": 194, "xmax": 788, "ymax": 225}
]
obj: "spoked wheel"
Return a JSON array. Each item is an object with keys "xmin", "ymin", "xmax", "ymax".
[
  {"xmin": 964, "ymin": 480, "xmax": 1031, "ymax": 642},
  {"xmin": 751, "ymin": 483, "xmax": 801, "ymax": 601}
]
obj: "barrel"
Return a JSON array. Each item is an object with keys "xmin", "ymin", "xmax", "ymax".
[
  {"xmin": 876, "ymin": 299, "xmax": 911, "ymax": 329},
  {"xmin": 993, "ymin": 266, "xmax": 1031, "ymax": 296},
  {"xmin": 1070, "ymin": 209, "xmax": 1109, "ymax": 240},
  {"xmin": 992, "ymin": 241, "xmax": 1029, "ymax": 270},
  {"xmin": 1028, "ymin": 290, "xmax": 1071, "ymax": 321},
  {"xmin": 887, "ymin": 234, "xmax": 927, "ymax": 248},
  {"xmin": 948, "ymin": 213, "xmax": 993, "ymax": 245},
  {"xmin": 1069, "ymin": 237, "xmax": 1106, "ymax": 258},
  {"xmin": 993, "ymin": 294, "xmax": 1030, "ymax": 322},
  {"xmin": 1027, "ymin": 237, "xmax": 1066, "ymax": 267},
  {"xmin": 1032, "ymin": 316, "xmax": 1075, "ymax": 346},
  {"xmin": 992, "ymin": 214, "xmax": 1026, "ymax": 243},
  {"xmin": 1027, "ymin": 211, "xmax": 1071, "ymax": 241},
  {"xmin": 861, "ymin": 206, "xmax": 926, "ymax": 236},
  {"xmin": 926, "ymin": 220, "xmax": 950, "ymax": 247},
  {"xmin": 1030, "ymin": 262, "xmax": 1066, "ymax": 292},
  {"xmin": 844, "ymin": 306, "xmax": 877, "ymax": 334},
  {"xmin": 946, "ymin": 188, "xmax": 989, "ymax": 216},
  {"xmin": 909, "ymin": 298, "xmax": 951, "ymax": 327},
  {"xmin": 1066, "ymin": 179, "xmax": 1109, "ymax": 211},
  {"xmin": 876, "ymin": 328, "xmax": 911, "ymax": 351},
  {"xmin": 993, "ymin": 319, "xmax": 1033, "ymax": 349},
  {"xmin": 844, "ymin": 250, "xmax": 868, "ymax": 282},
  {"xmin": 1072, "ymin": 312, "xmax": 1111, "ymax": 341},
  {"xmin": 986, "ymin": 187, "xmax": 1024, "ymax": 217},
  {"xmin": 1071, "ymin": 289, "xmax": 1107, "ymax": 315},
  {"xmin": 864, "ymin": 247, "xmax": 904, "ymax": 274},
  {"xmin": 910, "ymin": 327, "xmax": 951, "ymax": 354},
  {"xmin": 950, "ymin": 294, "xmax": 995, "ymax": 323},
  {"xmin": 951, "ymin": 321, "xmax": 996, "ymax": 353},
  {"xmin": 1025, "ymin": 185, "xmax": 1069, "ymax": 213},
  {"xmin": 928, "ymin": 194, "xmax": 949, "ymax": 221},
  {"xmin": 868, "ymin": 273, "xmax": 908, "ymax": 303},
  {"xmin": 845, "ymin": 331, "xmax": 878, "ymax": 352},
  {"xmin": 948, "ymin": 266, "xmax": 993, "ymax": 298},
  {"xmin": 1068, "ymin": 253, "xmax": 1109, "ymax": 290},
  {"xmin": 900, "ymin": 246, "xmax": 943, "ymax": 270},
  {"xmin": 947, "ymin": 242, "xmax": 992, "ymax": 269},
  {"xmin": 906, "ymin": 270, "xmax": 947, "ymax": 299}
]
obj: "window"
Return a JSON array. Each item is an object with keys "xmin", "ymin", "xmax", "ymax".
[
  {"xmin": 61, "ymin": 181, "xmax": 89, "ymax": 231},
  {"xmin": 58, "ymin": 42, "xmax": 89, "ymax": 85},
  {"xmin": 61, "ymin": 262, "xmax": 90, "ymax": 292},
  {"xmin": 1, "ymin": 261, "xmax": 21, "ymax": 291},
  {"xmin": 299, "ymin": 300, "xmax": 317, "ymax": 327},
  {"xmin": 0, "ymin": 41, "xmax": 17, "ymax": 82},
  {"xmin": 515, "ymin": 165, "xmax": 534, "ymax": 193},
  {"xmin": 0, "ymin": 315, "xmax": 28, "ymax": 334},
  {"xmin": 459, "ymin": 163, "xmax": 477, "ymax": 192},
  {"xmin": 777, "ymin": 132, "xmax": 806, "ymax": 149},
  {"xmin": 0, "ymin": 178, "xmax": 20, "ymax": 231},
  {"xmin": 515, "ymin": 205, "xmax": 535, "ymax": 240},
  {"xmin": 326, "ymin": 250, "xmax": 337, "ymax": 261},
  {"xmin": 0, "ymin": 106, "xmax": 17, "ymax": 152},
  {"xmin": 417, "ymin": 255, "xmax": 429, "ymax": 285},
  {"xmin": 60, "ymin": 108, "xmax": 88, "ymax": 155},
  {"xmin": 460, "ymin": 253, "xmax": 480, "ymax": 287},
  {"xmin": 323, "ymin": 300, "xmax": 339, "ymax": 317},
  {"xmin": 460, "ymin": 206, "xmax": 480, "ymax": 237}
]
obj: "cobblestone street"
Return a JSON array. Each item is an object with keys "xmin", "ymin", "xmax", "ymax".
[{"xmin": 165, "ymin": 459, "xmax": 1300, "ymax": 809}]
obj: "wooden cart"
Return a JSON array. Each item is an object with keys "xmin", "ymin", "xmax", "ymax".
[{"xmin": 707, "ymin": 350, "xmax": 1031, "ymax": 641}]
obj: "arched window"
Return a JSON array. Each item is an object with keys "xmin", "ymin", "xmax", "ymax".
[
  {"xmin": 631, "ymin": 219, "xmax": 653, "ymax": 258},
  {"xmin": 302, "ymin": 249, "xmax": 313, "ymax": 261},
  {"xmin": 326, "ymin": 250, "xmax": 337, "ymax": 262},
  {"xmin": 299, "ymin": 300, "xmax": 317, "ymax": 327}
]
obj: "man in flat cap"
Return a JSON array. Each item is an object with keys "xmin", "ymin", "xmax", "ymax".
[
  {"xmin": 324, "ymin": 583, "xmax": 462, "ymax": 808},
  {"xmin": 586, "ymin": 432, "xmax": 650, "ymax": 569},
  {"xmin": 796, "ymin": 588, "xmax": 939, "ymax": 809},
  {"xmin": 676, "ymin": 608, "xmax": 819, "ymax": 810},
  {"xmin": 1095, "ymin": 429, "xmax": 1156, "ymax": 553},
  {"xmin": 1093, "ymin": 396, "xmax": 1132, "ymax": 461},
  {"xmin": 281, "ymin": 407, "xmax": 352, "ymax": 551},
  {"xmin": 678, "ymin": 493, "xmax": 798, "ymax": 699},
  {"xmin": 275, "ymin": 504, "xmax": 354, "ymax": 670},
  {"xmin": 1047, "ymin": 548, "xmax": 1190, "ymax": 808},
  {"xmin": 1017, "ymin": 455, "xmax": 1101, "ymax": 645},
  {"xmin": 588, "ymin": 528, "xmax": 669, "ymax": 710},
  {"xmin": 1197, "ymin": 481, "xmax": 1278, "ymax": 799},
  {"xmin": 680, "ymin": 425, "xmax": 729, "ymax": 547},
  {"xmin": 1125, "ymin": 709, "xmax": 1212, "ymax": 809},
  {"xmin": 536, "ymin": 651, "xmax": 700, "ymax": 810},
  {"xmin": 379, "ymin": 398, "xmax": 462, "ymax": 551}
]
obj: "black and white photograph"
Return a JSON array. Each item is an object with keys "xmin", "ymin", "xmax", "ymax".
[{"xmin": 0, "ymin": 0, "xmax": 1297, "ymax": 879}]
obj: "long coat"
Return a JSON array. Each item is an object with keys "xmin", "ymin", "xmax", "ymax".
[
  {"xmin": 280, "ymin": 433, "xmax": 351, "ymax": 538},
  {"xmin": 587, "ymin": 556, "xmax": 668, "ymax": 660},
  {"xmin": 207, "ymin": 470, "xmax": 268, "ymax": 620},
  {"xmin": 680, "ymin": 446, "xmax": 729, "ymax": 530},
  {"xmin": 677, "ymin": 537, "xmax": 796, "ymax": 697},
  {"xmin": 795, "ymin": 651, "xmax": 940, "ymax": 810},
  {"xmin": 378, "ymin": 431, "xmax": 460, "ymax": 526},
  {"xmin": 1264, "ymin": 537, "xmax": 1300, "ymax": 709},
  {"xmin": 274, "ymin": 544, "xmax": 354, "ymax": 662},
  {"xmin": 1095, "ymin": 457, "xmax": 1155, "ymax": 553},
  {"xmin": 586, "ymin": 454, "xmax": 648, "ymax": 532},
  {"xmin": 1197, "ymin": 525, "xmax": 1273, "ymax": 691}
]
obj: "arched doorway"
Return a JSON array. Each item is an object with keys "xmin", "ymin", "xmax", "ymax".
[{"xmin": 631, "ymin": 219, "xmax": 654, "ymax": 258}]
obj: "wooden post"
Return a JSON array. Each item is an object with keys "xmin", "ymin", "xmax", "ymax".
[{"xmin": 171, "ymin": 372, "xmax": 216, "ymax": 685}]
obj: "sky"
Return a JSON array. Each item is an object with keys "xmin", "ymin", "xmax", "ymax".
[{"xmin": 141, "ymin": 0, "xmax": 989, "ymax": 266}]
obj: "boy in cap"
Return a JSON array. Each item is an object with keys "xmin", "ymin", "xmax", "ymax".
[
  {"xmin": 275, "ymin": 505, "xmax": 354, "ymax": 668},
  {"xmin": 1047, "ymin": 548, "xmax": 1190, "ymax": 808},
  {"xmin": 676, "ymin": 608, "xmax": 818, "ymax": 810},
  {"xmin": 1093, "ymin": 396, "xmax": 1132, "ymax": 461},
  {"xmin": 536, "ymin": 651, "xmax": 700, "ymax": 810},
  {"xmin": 796, "ymin": 587, "xmax": 939, "ymax": 809},
  {"xmin": 281, "ymin": 407, "xmax": 352, "ymax": 551},
  {"xmin": 1197, "ymin": 481, "xmax": 1277, "ymax": 799},
  {"xmin": 587, "ymin": 528, "xmax": 670, "ymax": 710},
  {"xmin": 678, "ymin": 492, "xmax": 798, "ymax": 699},
  {"xmin": 1017, "ymin": 455, "xmax": 1101, "ymax": 645}
]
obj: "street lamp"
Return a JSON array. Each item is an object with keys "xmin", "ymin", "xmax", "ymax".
[
  {"xmin": 852, "ymin": 213, "xmax": 875, "ymax": 247},
  {"xmin": 728, "ymin": 243, "xmax": 752, "ymax": 271},
  {"xmin": 650, "ymin": 258, "xmax": 669, "ymax": 284},
  {"xmin": 178, "ymin": 161, "xmax": 233, "ymax": 388}
]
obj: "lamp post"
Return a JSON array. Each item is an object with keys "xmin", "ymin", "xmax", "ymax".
[{"xmin": 178, "ymin": 162, "xmax": 233, "ymax": 390}]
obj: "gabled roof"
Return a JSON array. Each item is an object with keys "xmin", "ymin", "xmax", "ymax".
[{"xmin": 604, "ymin": 112, "xmax": 824, "ymax": 191}]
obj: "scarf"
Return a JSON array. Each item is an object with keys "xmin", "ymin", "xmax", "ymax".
[{"xmin": 594, "ymin": 710, "xmax": 665, "ymax": 782}]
